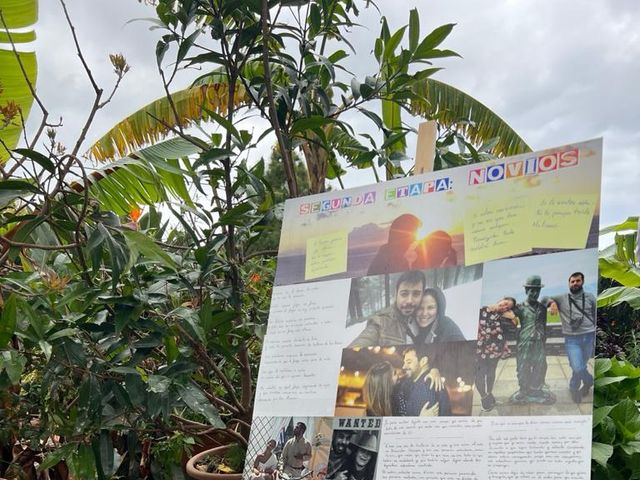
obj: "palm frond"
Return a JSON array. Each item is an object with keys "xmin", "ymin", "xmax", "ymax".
[
  {"xmin": 88, "ymin": 82, "xmax": 249, "ymax": 162},
  {"xmin": 411, "ymin": 78, "xmax": 532, "ymax": 157},
  {"xmin": 76, "ymin": 137, "xmax": 200, "ymax": 214},
  {"xmin": 330, "ymin": 128, "xmax": 369, "ymax": 162}
]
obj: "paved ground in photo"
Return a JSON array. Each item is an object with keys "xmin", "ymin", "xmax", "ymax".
[{"xmin": 472, "ymin": 355, "xmax": 594, "ymax": 416}]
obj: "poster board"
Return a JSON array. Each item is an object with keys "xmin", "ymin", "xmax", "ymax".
[{"xmin": 244, "ymin": 139, "xmax": 601, "ymax": 480}]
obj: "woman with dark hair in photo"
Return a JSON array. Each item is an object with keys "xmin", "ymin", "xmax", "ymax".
[
  {"xmin": 327, "ymin": 432, "xmax": 378, "ymax": 480},
  {"xmin": 407, "ymin": 287, "xmax": 465, "ymax": 344},
  {"xmin": 362, "ymin": 360, "xmax": 443, "ymax": 416},
  {"xmin": 250, "ymin": 439, "xmax": 279, "ymax": 480},
  {"xmin": 475, "ymin": 297, "xmax": 519, "ymax": 411}
]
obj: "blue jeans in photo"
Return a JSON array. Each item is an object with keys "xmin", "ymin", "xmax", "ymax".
[{"xmin": 565, "ymin": 331, "xmax": 595, "ymax": 392}]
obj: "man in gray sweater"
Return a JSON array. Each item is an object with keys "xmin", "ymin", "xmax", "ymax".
[{"xmin": 545, "ymin": 272, "xmax": 596, "ymax": 403}]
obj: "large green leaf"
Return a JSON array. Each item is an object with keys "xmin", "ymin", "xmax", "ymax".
[
  {"xmin": 598, "ymin": 286, "xmax": 640, "ymax": 310},
  {"xmin": 0, "ymin": 349, "xmax": 25, "ymax": 384},
  {"xmin": 592, "ymin": 442, "xmax": 614, "ymax": 468},
  {"xmin": 68, "ymin": 443, "xmax": 97, "ymax": 480},
  {"xmin": 179, "ymin": 382, "xmax": 224, "ymax": 427},
  {"xmin": 76, "ymin": 137, "xmax": 200, "ymax": 214},
  {"xmin": 0, "ymin": 30, "xmax": 35, "ymax": 43},
  {"xmin": 608, "ymin": 359, "xmax": 640, "ymax": 379},
  {"xmin": 0, "ymin": 0, "xmax": 38, "ymax": 29},
  {"xmin": 88, "ymin": 82, "xmax": 248, "ymax": 161},
  {"xmin": 593, "ymin": 406, "xmax": 615, "ymax": 428},
  {"xmin": 0, "ymin": 0, "xmax": 38, "ymax": 163},
  {"xmin": 595, "ymin": 358, "xmax": 613, "ymax": 377},
  {"xmin": 0, "ymin": 49, "xmax": 37, "ymax": 163},
  {"xmin": 610, "ymin": 398, "xmax": 640, "ymax": 440},
  {"xmin": 0, "ymin": 293, "xmax": 17, "ymax": 346},
  {"xmin": 381, "ymin": 98, "xmax": 404, "ymax": 154},
  {"xmin": 595, "ymin": 375, "xmax": 629, "ymax": 388},
  {"xmin": 38, "ymin": 443, "xmax": 77, "ymax": 472},
  {"xmin": 122, "ymin": 229, "xmax": 177, "ymax": 270},
  {"xmin": 599, "ymin": 257, "xmax": 640, "ymax": 287},
  {"xmin": 93, "ymin": 430, "xmax": 115, "ymax": 480},
  {"xmin": 600, "ymin": 217, "xmax": 638, "ymax": 235},
  {"xmin": 411, "ymin": 78, "xmax": 531, "ymax": 157}
]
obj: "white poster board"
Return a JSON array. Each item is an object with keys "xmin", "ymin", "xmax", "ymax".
[{"xmin": 244, "ymin": 139, "xmax": 601, "ymax": 480}]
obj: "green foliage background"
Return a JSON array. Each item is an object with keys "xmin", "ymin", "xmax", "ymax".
[{"xmin": 1, "ymin": 0, "xmax": 635, "ymax": 478}]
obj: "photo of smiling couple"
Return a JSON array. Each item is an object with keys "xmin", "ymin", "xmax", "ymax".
[
  {"xmin": 346, "ymin": 267, "xmax": 482, "ymax": 348},
  {"xmin": 335, "ymin": 267, "xmax": 480, "ymax": 418}
]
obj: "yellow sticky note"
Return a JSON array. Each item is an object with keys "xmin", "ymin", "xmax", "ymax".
[
  {"xmin": 530, "ymin": 194, "xmax": 597, "ymax": 249},
  {"xmin": 464, "ymin": 196, "xmax": 531, "ymax": 265},
  {"xmin": 305, "ymin": 230, "xmax": 348, "ymax": 280}
]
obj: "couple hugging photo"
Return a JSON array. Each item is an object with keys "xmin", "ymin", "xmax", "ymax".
[{"xmin": 336, "ymin": 269, "xmax": 478, "ymax": 418}]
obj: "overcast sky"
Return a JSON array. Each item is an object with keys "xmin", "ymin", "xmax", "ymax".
[{"xmin": 25, "ymin": 0, "xmax": 639, "ymax": 233}]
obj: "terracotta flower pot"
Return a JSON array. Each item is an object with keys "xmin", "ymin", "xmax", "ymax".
[{"xmin": 185, "ymin": 444, "xmax": 243, "ymax": 480}]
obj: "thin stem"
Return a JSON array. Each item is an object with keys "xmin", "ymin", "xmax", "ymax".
[
  {"xmin": 145, "ymin": 112, "xmax": 208, "ymax": 150},
  {"xmin": 0, "ymin": 237, "xmax": 79, "ymax": 251},
  {"xmin": 158, "ymin": 56, "xmax": 184, "ymax": 135},
  {"xmin": 261, "ymin": 0, "xmax": 298, "ymax": 198},
  {"xmin": 59, "ymin": 0, "xmax": 100, "ymax": 93},
  {"xmin": 98, "ymin": 67, "xmax": 127, "ymax": 109},
  {"xmin": 201, "ymin": 390, "xmax": 241, "ymax": 415},
  {"xmin": 174, "ymin": 322, "xmax": 245, "ymax": 414},
  {"xmin": 58, "ymin": 0, "xmax": 104, "ymax": 157},
  {"xmin": 238, "ymin": 343, "xmax": 252, "ymax": 410},
  {"xmin": 64, "ymin": 155, "xmax": 93, "ymax": 285},
  {"xmin": 243, "ymin": 249, "xmax": 278, "ymax": 261}
]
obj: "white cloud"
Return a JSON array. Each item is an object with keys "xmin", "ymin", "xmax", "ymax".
[{"xmin": 23, "ymin": 0, "xmax": 638, "ymax": 228}]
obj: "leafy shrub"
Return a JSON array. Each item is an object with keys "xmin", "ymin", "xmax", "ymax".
[
  {"xmin": 596, "ymin": 217, "xmax": 640, "ymax": 362},
  {"xmin": 592, "ymin": 357, "xmax": 640, "ymax": 479}
]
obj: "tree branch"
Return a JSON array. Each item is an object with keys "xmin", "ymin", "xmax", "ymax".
[
  {"xmin": 243, "ymin": 249, "xmax": 278, "ymax": 262},
  {"xmin": 0, "ymin": 237, "xmax": 79, "ymax": 251},
  {"xmin": 59, "ymin": 0, "xmax": 104, "ymax": 157},
  {"xmin": 174, "ymin": 322, "xmax": 245, "ymax": 414}
]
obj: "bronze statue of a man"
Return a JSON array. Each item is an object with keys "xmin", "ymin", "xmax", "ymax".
[{"xmin": 510, "ymin": 275, "xmax": 556, "ymax": 405}]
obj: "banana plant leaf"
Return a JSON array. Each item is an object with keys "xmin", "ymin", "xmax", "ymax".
[
  {"xmin": 75, "ymin": 137, "xmax": 200, "ymax": 215},
  {"xmin": 0, "ymin": 0, "xmax": 38, "ymax": 163},
  {"xmin": 89, "ymin": 75, "xmax": 530, "ymax": 166},
  {"xmin": 88, "ymin": 82, "xmax": 248, "ymax": 162},
  {"xmin": 411, "ymin": 78, "xmax": 531, "ymax": 157}
]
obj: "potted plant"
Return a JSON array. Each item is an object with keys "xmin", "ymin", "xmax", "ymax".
[{"xmin": 186, "ymin": 444, "xmax": 245, "ymax": 480}]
